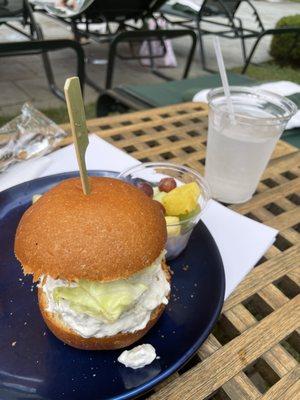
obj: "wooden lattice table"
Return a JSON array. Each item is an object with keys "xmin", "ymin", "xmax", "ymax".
[{"xmin": 61, "ymin": 102, "xmax": 300, "ymax": 400}]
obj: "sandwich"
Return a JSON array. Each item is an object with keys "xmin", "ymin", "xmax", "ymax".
[{"xmin": 14, "ymin": 177, "xmax": 171, "ymax": 350}]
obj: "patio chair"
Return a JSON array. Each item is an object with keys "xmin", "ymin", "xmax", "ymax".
[
  {"xmin": 0, "ymin": 39, "xmax": 85, "ymax": 93},
  {"xmin": 96, "ymin": 72, "xmax": 300, "ymax": 148},
  {"xmin": 33, "ymin": 0, "xmax": 197, "ymax": 91},
  {"xmin": 160, "ymin": 0, "xmax": 265, "ymax": 71},
  {"xmin": 242, "ymin": 26, "xmax": 300, "ymax": 73},
  {"xmin": 0, "ymin": 0, "xmax": 66, "ymax": 99},
  {"xmin": 96, "ymin": 71, "xmax": 254, "ymax": 115}
]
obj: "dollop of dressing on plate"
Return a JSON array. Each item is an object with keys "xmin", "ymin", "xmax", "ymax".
[{"xmin": 117, "ymin": 344, "xmax": 157, "ymax": 369}]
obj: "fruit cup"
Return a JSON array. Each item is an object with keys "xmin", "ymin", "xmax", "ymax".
[{"xmin": 119, "ymin": 163, "xmax": 211, "ymax": 260}]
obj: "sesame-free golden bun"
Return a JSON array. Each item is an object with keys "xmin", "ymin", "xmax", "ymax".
[{"xmin": 14, "ymin": 177, "xmax": 167, "ymax": 282}]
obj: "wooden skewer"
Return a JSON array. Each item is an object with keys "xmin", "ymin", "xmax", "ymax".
[{"xmin": 64, "ymin": 77, "xmax": 91, "ymax": 195}]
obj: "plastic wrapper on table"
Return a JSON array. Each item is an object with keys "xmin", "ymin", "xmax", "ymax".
[{"xmin": 0, "ymin": 103, "xmax": 67, "ymax": 172}]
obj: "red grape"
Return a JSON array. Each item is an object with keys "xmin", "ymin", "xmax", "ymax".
[
  {"xmin": 136, "ymin": 181, "xmax": 153, "ymax": 197},
  {"xmin": 158, "ymin": 177, "xmax": 177, "ymax": 192}
]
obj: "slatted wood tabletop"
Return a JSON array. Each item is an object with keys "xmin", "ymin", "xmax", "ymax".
[{"xmin": 61, "ymin": 102, "xmax": 300, "ymax": 400}]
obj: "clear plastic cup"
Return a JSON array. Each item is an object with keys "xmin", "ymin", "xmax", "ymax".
[
  {"xmin": 205, "ymin": 86, "xmax": 297, "ymax": 204},
  {"xmin": 119, "ymin": 162, "xmax": 211, "ymax": 260}
]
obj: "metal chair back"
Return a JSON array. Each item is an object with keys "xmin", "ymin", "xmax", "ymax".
[{"xmin": 201, "ymin": 0, "xmax": 242, "ymax": 18}]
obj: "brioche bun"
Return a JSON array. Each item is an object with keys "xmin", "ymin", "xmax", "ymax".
[{"xmin": 14, "ymin": 177, "xmax": 167, "ymax": 282}]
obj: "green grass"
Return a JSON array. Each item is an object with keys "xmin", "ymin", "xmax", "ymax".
[
  {"xmin": 232, "ymin": 61, "xmax": 300, "ymax": 84},
  {"xmin": 0, "ymin": 102, "xmax": 97, "ymax": 128}
]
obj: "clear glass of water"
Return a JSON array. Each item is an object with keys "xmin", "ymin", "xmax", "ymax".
[{"xmin": 205, "ymin": 86, "xmax": 297, "ymax": 204}]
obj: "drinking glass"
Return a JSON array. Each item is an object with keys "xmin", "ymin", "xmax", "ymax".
[{"xmin": 205, "ymin": 87, "xmax": 297, "ymax": 204}]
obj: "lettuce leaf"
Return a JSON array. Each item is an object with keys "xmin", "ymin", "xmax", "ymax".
[{"xmin": 53, "ymin": 279, "xmax": 147, "ymax": 322}]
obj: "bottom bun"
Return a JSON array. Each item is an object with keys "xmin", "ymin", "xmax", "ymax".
[{"xmin": 38, "ymin": 264, "xmax": 171, "ymax": 350}]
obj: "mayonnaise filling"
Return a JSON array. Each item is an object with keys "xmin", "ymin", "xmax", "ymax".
[{"xmin": 42, "ymin": 251, "xmax": 170, "ymax": 338}]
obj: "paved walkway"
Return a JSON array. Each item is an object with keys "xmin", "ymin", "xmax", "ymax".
[{"xmin": 0, "ymin": 0, "xmax": 299, "ymax": 117}]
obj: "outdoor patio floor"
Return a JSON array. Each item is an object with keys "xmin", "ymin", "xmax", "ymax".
[{"xmin": 0, "ymin": 0, "xmax": 299, "ymax": 117}]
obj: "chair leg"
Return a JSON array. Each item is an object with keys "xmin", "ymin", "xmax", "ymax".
[
  {"xmin": 241, "ymin": 36, "xmax": 247, "ymax": 63},
  {"xmin": 35, "ymin": 24, "xmax": 65, "ymax": 100},
  {"xmin": 242, "ymin": 35, "xmax": 262, "ymax": 74},
  {"xmin": 71, "ymin": 21, "xmax": 81, "ymax": 42},
  {"xmin": 26, "ymin": 0, "xmax": 65, "ymax": 101},
  {"xmin": 197, "ymin": 23, "xmax": 207, "ymax": 71},
  {"xmin": 106, "ymin": 36, "xmax": 118, "ymax": 89},
  {"xmin": 182, "ymin": 32, "xmax": 196, "ymax": 78},
  {"xmin": 237, "ymin": 19, "xmax": 247, "ymax": 63},
  {"xmin": 243, "ymin": 28, "xmax": 300, "ymax": 73}
]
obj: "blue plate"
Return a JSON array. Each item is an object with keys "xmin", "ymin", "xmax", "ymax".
[{"xmin": 0, "ymin": 171, "xmax": 225, "ymax": 400}]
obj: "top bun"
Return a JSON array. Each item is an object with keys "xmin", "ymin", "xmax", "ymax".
[{"xmin": 14, "ymin": 177, "xmax": 167, "ymax": 282}]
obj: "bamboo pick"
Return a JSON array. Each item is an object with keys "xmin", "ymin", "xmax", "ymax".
[{"xmin": 64, "ymin": 77, "xmax": 90, "ymax": 195}]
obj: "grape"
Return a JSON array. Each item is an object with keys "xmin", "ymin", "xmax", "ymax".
[
  {"xmin": 153, "ymin": 200, "xmax": 166, "ymax": 215},
  {"xmin": 136, "ymin": 181, "xmax": 153, "ymax": 197},
  {"xmin": 158, "ymin": 177, "xmax": 177, "ymax": 192}
]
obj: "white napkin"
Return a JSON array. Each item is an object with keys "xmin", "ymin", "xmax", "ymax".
[
  {"xmin": 0, "ymin": 135, "xmax": 138, "ymax": 192},
  {"xmin": 39, "ymin": 134, "xmax": 139, "ymax": 177},
  {"xmin": 0, "ymin": 157, "xmax": 52, "ymax": 192},
  {"xmin": 0, "ymin": 133, "xmax": 277, "ymax": 299},
  {"xmin": 193, "ymin": 80, "xmax": 300, "ymax": 130},
  {"xmin": 201, "ymin": 201, "xmax": 277, "ymax": 298}
]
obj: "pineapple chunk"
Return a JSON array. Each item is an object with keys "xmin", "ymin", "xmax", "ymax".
[
  {"xmin": 162, "ymin": 182, "xmax": 201, "ymax": 216},
  {"xmin": 153, "ymin": 189, "xmax": 166, "ymax": 203},
  {"xmin": 179, "ymin": 204, "xmax": 201, "ymax": 221},
  {"xmin": 165, "ymin": 216, "xmax": 181, "ymax": 237},
  {"xmin": 153, "ymin": 186, "xmax": 160, "ymax": 196}
]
